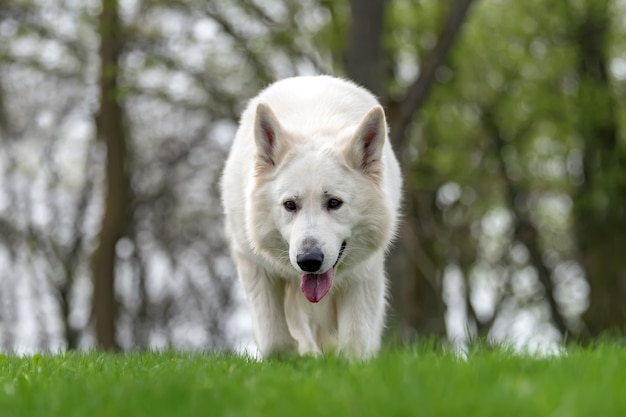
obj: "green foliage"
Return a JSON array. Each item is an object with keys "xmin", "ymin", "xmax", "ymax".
[
  {"xmin": 1, "ymin": 347, "xmax": 626, "ymax": 416},
  {"xmin": 349, "ymin": 0, "xmax": 626, "ymax": 337}
]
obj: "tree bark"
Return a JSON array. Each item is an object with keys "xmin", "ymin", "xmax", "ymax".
[
  {"xmin": 345, "ymin": 0, "xmax": 386, "ymax": 97},
  {"xmin": 91, "ymin": 0, "xmax": 128, "ymax": 351},
  {"xmin": 390, "ymin": 190, "xmax": 447, "ymax": 340},
  {"xmin": 574, "ymin": 0, "xmax": 626, "ymax": 338}
]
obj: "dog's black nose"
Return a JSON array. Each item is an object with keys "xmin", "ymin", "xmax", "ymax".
[{"xmin": 297, "ymin": 250, "xmax": 324, "ymax": 272}]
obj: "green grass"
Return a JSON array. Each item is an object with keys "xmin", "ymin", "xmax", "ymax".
[{"xmin": 1, "ymin": 344, "xmax": 625, "ymax": 416}]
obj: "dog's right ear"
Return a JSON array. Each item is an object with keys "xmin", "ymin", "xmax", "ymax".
[{"xmin": 254, "ymin": 103, "xmax": 285, "ymax": 169}]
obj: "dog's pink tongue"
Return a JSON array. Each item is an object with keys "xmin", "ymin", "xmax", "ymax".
[{"xmin": 300, "ymin": 269, "xmax": 334, "ymax": 303}]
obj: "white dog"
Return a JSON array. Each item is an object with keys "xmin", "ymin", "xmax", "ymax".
[{"xmin": 221, "ymin": 75, "xmax": 402, "ymax": 359}]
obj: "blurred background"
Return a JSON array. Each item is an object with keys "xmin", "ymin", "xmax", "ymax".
[{"xmin": 0, "ymin": 0, "xmax": 624, "ymax": 353}]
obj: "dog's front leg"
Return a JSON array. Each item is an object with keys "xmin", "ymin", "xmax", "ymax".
[
  {"xmin": 234, "ymin": 252, "xmax": 296, "ymax": 357},
  {"xmin": 336, "ymin": 263, "xmax": 387, "ymax": 360},
  {"xmin": 284, "ymin": 283, "xmax": 323, "ymax": 356}
]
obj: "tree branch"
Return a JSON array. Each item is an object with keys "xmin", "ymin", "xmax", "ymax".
[
  {"xmin": 389, "ymin": 0, "xmax": 476, "ymax": 147},
  {"xmin": 481, "ymin": 108, "xmax": 571, "ymax": 338}
]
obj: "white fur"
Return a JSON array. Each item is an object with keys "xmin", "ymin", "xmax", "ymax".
[{"xmin": 221, "ymin": 75, "xmax": 402, "ymax": 359}]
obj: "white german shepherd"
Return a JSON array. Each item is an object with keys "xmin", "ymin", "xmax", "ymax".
[{"xmin": 221, "ymin": 75, "xmax": 402, "ymax": 359}]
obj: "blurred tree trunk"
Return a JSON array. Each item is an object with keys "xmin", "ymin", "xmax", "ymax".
[
  {"xmin": 574, "ymin": 0, "xmax": 626, "ymax": 338},
  {"xmin": 345, "ymin": 0, "xmax": 386, "ymax": 97},
  {"xmin": 345, "ymin": 0, "xmax": 472, "ymax": 340},
  {"xmin": 346, "ymin": 0, "xmax": 475, "ymax": 340},
  {"xmin": 391, "ymin": 190, "xmax": 446, "ymax": 340},
  {"xmin": 91, "ymin": 0, "xmax": 128, "ymax": 351},
  {"xmin": 391, "ymin": 0, "xmax": 475, "ymax": 340}
]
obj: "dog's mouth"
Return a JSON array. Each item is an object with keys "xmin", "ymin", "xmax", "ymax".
[
  {"xmin": 333, "ymin": 241, "xmax": 347, "ymax": 268},
  {"xmin": 300, "ymin": 241, "xmax": 346, "ymax": 304}
]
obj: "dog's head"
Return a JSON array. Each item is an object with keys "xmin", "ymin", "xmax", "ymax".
[{"xmin": 247, "ymin": 103, "xmax": 393, "ymax": 303}]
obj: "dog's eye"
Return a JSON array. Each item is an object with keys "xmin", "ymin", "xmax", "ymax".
[
  {"xmin": 283, "ymin": 200, "xmax": 297, "ymax": 212},
  {"xmin": 327, "ymin": 198, "xmax": 343, "ymax": 210}
]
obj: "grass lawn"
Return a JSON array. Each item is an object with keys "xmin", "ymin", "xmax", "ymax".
[{"xmin": 0, "ymin": 343, "xmax": 625, "ymax": 416}]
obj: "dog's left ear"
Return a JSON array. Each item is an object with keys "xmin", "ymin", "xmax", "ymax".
[{"xmin": 344, "ymin": 106, "xmax": 387, "ymax": 181}]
